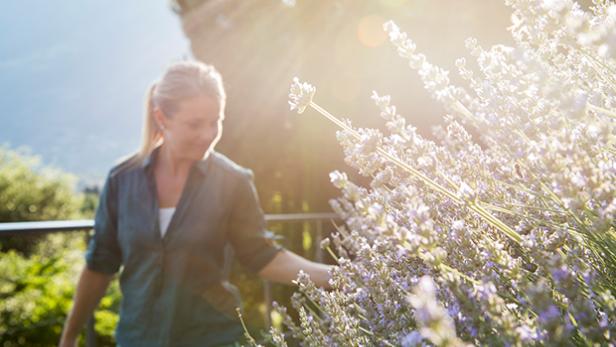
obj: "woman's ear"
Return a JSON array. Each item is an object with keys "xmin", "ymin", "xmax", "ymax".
[{"xmin": 153, "ymin": 108, "xmax": 167, "ymax": 131}]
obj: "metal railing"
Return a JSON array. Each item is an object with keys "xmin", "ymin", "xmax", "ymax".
[{"xmin": 0, "ymin": 213, "xmax": 338, "ymax": 346}]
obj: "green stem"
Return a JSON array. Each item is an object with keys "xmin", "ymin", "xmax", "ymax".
[
  {"xmin": 438, "ymin": 263, "xmax": 480, "ymax": 286},
  {"xmin": 236, "ymin": 307, "xmax": 259, "ymax": 346},
  {"xmin": 325, "ymin": 246, "xmax": 339, "ymax": 264},
  {"xmin": 470, "ymin": 203, "xmax": 523, "ymax": 244},
  {"xmin": 576, "ymin": 46, "xmax": 616, "ymax": 76},
  {"xmin": 574, "ymin": 45, "xmax": 616, "ymax": 91},
  {"xmin": 310, "ymin": 101, "xmax": 361, "ymax": 140},
  {"xmin": 587, "ymin": 103, "xmax": 616, "ymax": 119}
]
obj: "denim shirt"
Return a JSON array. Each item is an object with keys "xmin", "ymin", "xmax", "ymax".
[{"xmin": 85, "ymin": 145, "xmax": 284, "ymax": 347}]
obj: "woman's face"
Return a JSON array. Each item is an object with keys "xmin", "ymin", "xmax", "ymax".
[{"xmin": 155, "ymin": 95, "xmax": 224, "ymax": 161}]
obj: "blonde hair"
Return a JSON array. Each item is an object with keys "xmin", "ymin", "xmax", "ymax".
[{"xmin": 137, "ymin": 60, "xmax": 226, "ymax": 161}]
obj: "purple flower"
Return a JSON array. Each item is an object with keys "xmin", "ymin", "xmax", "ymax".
[{"xmin": 538, "ymin": 305, "xmax": 560, "ymax": 324}]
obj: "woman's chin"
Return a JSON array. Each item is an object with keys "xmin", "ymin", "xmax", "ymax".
[{"xmin": 195, "ymin": 146, "xmax": 213, "ymax": 159}]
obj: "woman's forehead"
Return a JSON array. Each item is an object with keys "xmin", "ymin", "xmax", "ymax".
[{"xmin": 177, "ymin": 95, "xmax": 221, "ymax": 120}]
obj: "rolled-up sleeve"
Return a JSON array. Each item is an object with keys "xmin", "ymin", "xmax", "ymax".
[
  {"xmin": 227, "ymin": 169, "xmax": 284, "ymax": 274},
  {"xmin": 85, "ymin": 171, "xmax": 123, "ymax": 275}
]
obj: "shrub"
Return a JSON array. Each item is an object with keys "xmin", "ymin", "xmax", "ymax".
[
  {"xmin": 0, "ymin": 146, "xmax": 121, "ymax": 346},
  {"xmin": 274, "ymin": 1, "xmax": 616, "ymax": 345}
]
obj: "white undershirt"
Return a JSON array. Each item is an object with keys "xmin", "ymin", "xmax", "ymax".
[{"xmin": 158, "ymin": 207, "xmax": 176, "ymax": 237}]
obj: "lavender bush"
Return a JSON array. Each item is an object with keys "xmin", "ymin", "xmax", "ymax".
[{"xmin": 261, "ymin": 0, "xmax": 616, "ymax": 345}]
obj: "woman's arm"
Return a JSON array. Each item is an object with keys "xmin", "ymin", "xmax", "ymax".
[
  {"xmin": 58, "ymin": 266, "xmax": 115, "ymax": 347},
  {"xmin": 258, "ymin": 249, "xmax": 334, "ymax": 289}
]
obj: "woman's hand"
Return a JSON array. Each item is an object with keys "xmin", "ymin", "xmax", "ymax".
[
  {"xmin": 59, "ymin": 266, "xmax": 115, "ymax": 347},
  {"xmin": 258, "ymin": 249, "xmax": 334, "ymax": 289}
]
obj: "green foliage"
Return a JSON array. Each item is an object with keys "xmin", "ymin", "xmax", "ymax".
[
  {"xmin": 1, "ymin": 234, "xmax": 82, "ymax": 346},
  {"xmin": 0, "ymin": 145, "xmax": 85, "ymax": 255},
  {"xmin": 0, "ymin": 233, "xmax": 122, "ymax": 347},
  {"xmin": 0, "ymin": 146, "xmax": 121, "ymax": 346}
]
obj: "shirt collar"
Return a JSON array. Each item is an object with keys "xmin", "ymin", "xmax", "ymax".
[{"xmin": 141, "ymin": 145, "xmax": 212, "ymax": 176}]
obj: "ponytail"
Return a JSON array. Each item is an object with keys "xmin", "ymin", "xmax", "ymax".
[{"xmin": 137, "ymin": 82, "xmax": 163, "ymax": 161}]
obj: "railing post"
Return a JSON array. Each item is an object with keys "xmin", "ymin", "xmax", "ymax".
[
  {"xmin": 263, "ymin": 280, "xmax": 272, "ymax": 328},
  {"xmin": 85, "ymin": 316, "xmax": 97, "ymax": 347},
  {"xmin": 84, "ymin": 230, "xmax": 97, "ymax": 347},
  {"xmin": 315, "ymin": 220, "xmax": 323, "ymax": 263}
]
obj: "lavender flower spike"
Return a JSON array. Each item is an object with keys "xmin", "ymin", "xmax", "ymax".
[{"xmin": 288, "ymin": 77, "xmax": 316, "ymax": 114}]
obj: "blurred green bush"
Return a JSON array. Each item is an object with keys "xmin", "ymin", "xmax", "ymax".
[{"xmin": 0, "ymin": 146, "xmax": 120, "ymax": 347}]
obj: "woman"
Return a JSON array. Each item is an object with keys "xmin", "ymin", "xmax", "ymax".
[{"xmin": 59, "ymin": 61, "xmax": 333, "ymax": 347}]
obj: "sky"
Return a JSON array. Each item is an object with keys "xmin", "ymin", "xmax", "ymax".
[{"xmin": 0, "ymin": 1, "xmax": 190, "ymax": 185}]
